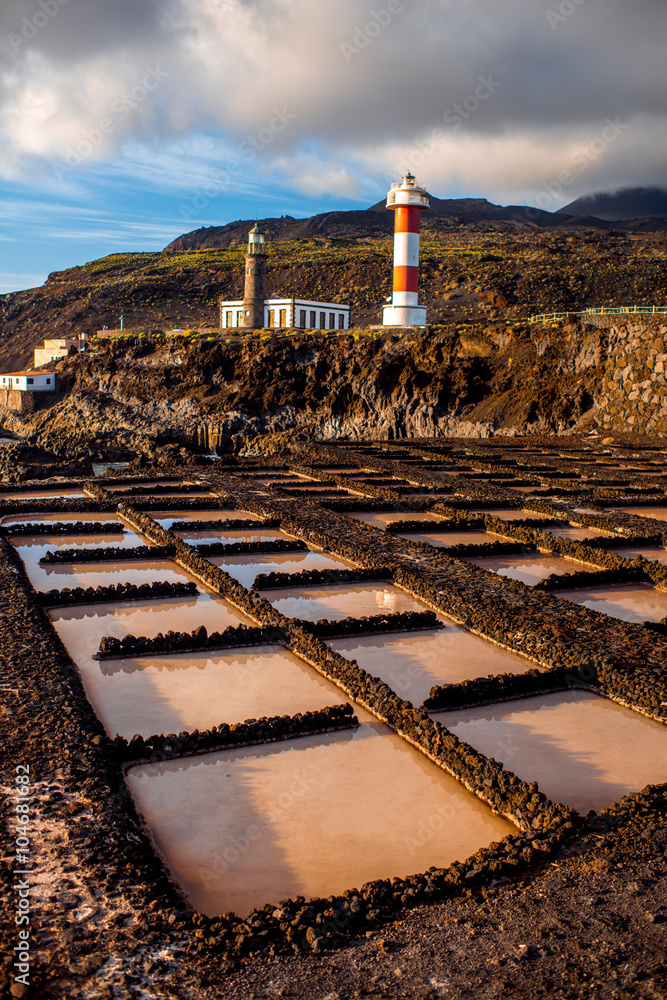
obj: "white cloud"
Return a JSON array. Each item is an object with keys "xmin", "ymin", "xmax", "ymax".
[{"xmin": 269, "ymin": 150, "xmax": 360, "ymax": 198}]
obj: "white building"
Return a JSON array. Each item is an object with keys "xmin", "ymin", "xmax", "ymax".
[
  {"xmin": 0, "ymin": 371, "xmax": 56, "ymax": 391},
  {"xmin": 34, "ymin": 334, "xmax": 89, "ymax": 368},
  {"xmin": 219, "ymin": 297, "xmax": 350, "ymax": 331}
]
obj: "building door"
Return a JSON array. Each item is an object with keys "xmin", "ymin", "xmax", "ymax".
[
  {"xmin": 299, "ymin": 310, "xmax": 306, "ymax": 328},
  {"xmin": 269, "ymin": 310, "xmax": 275, "ymax": 327},
  {"xmin": 310, "ymin": 311, "xmax": 317, "ymax": 328},
  {"xmin": 279, "ymin": 309, "xmax": 287, "ymax": 328},
  {"xmin": 320, "ymin": 312, "xmax": 326, "ymax": 329},
  {"xmin": 338, "ymin": 314, "xmax": 345, "ymax": 329},
  {"xmin": 226, "ymin": 311, "xmax": 233, "ymax": 327}
]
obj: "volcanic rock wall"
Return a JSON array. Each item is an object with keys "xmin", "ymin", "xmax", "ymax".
[
  {"xmin": 0, "ymin": 388, "xmax": 38, "ymax": 415},
  {"xmin": 3, "ymin": 318, "xmax": 667, "ymax": 456},
  {"xmin": 596, "ymin": 318, "xmax": 667, "ymax": 434}
]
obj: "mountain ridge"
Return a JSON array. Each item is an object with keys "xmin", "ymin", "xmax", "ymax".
[
  {"xmin": 165, "ymin": 192, "xmax": 667, "ymax": 252},
  {"xmin": 560, "ymin": 186, "xmax": 667, "ymax": 221}
]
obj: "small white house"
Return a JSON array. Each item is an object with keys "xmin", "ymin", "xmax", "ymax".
[
  {"xmin": 219, "ymin": 297, "xmax": 350, "ymax": 331},
  {"xmin": 0, "ymin": 371, "xmax": 56, "ymax": 392}
]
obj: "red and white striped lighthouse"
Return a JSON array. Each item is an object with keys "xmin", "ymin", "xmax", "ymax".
[{"xmin": 382, "ymin": 172, "xmax": 430, "ymax": 327}]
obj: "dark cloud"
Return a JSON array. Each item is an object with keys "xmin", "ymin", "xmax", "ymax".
[
  {"xmin": 1, "ymin": 0, "xmax": 665, "ymax": 198},
  {"xmin": 0, "ymin": 0, "xmax": 169, "ymax": 61}
]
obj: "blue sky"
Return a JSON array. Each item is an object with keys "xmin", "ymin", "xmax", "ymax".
[
  {"xmin": 0, "ymin": 137, "xmax": 374, "ymax": 293},
  {"xmin": 1, "ymin": 0, "xmax": 665, "ymax": 294}
]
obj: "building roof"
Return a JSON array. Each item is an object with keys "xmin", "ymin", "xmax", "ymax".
[
  {"xmin": 219, "ymin": 297, "xmax": 350, "ymax": 309},
  {"xmin": 0, "ymin": 371, "xmax": 52, "ymax": 377}
]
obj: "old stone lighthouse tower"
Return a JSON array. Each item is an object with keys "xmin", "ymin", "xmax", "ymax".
[
  {"xmin": 243, "ymin": 223, "xmax": 267, "ymax": 329},
  {"xmin": 218, "ymin": 222, "xmax": 350, "ymax": 330}
]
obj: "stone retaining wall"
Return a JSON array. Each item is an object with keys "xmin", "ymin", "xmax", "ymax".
[
  {"xmin": 116, "ymin": 704, "xmax": 358, "ymax": 765},
  {"xmin": 40, "ymin": 579, "xmax": 198, "ymax": 609},
  {"xmin": 597, "ymin": 320, "xmax": 667, "ymax": 434}
]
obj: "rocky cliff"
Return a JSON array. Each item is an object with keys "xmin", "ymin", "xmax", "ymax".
[{"xmin": 1, "ymin": 316, "xmax": 666, "ymax": 470}]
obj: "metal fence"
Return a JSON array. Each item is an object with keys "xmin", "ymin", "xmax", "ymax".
[{"xmin": 529, "ymin": 305, "xmax": 667, "ymax": 325}]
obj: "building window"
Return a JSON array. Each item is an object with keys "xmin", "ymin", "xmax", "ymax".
[
  {"xmin": 338, "ymin": 314, "xmax": 345, "ymax": 329},
  {"xmin": 310, "ymin": 311, "xmax": 317, "ymax": 328},
  {"xmin": 27, "ymin": 378, "xmax": 34, "ymax": 385},
  {"xmin": 46, "ymin": 378, "xmax": 51, "ymax": 384}
]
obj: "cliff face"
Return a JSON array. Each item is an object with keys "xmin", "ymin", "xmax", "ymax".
[{"xmin": 2, "ymin": 317, "xmax": 666, "ymax": 464}]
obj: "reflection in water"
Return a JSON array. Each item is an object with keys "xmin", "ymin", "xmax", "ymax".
[
  {"xmin": 0, "ymin": 489, "xmax": 85, "ymax": 499},
  {"xmin": 466, "ymin": 554, "xmax": 583, "ymax": 586},
  {"xmin": 400, "ymin": 530, "xmax": 498, "ymax": 549},
  {"xmin": 2, "ymin": 512, "xmax": 119, "ymax": 526},
  {"xmin": 348, "ymin": 511, "xmax": 446, "ymax": 530},
  {"xmin": 506, "ymin": 485, "xmax": 551, "ymax": 494},
  {"xmin": 549, "ymin": 526, "xmax": 611, "ymax": 542},
  {"xmin": 12, "ymin": 531, "xmax": 151, "ymax": 590},
  {"xmin": 433, "ymin": 690, "xmax": 667, "ymax": 814},
  {"xmin": 329, "ymin": 624, "xmax": 536, "ymax": 706},
  {"xmin": 209, "ymin": 550, "xmax": 352, "ymax": 589},
  {"xmin": 153, "ymin": 510, "xmax": 261, "ymax": 529},
  {"xmin": 180, "ymin": 529, "xmax": 287, "ymax": 545},
  {"xmin": 265, "ymin": 584, "xmax": 426, "ymax": 621},
  {"xmin": 611, "ymin": 546, "xmax": 667, "ymax": 565},
  {"xmin": 15, "ymin": 532, "xmax": 141, "ymax": 553},
  {"xmin": 470, "ymin": 509, "xmax": 552, "ymax": 521},
  {"xmin": 50, "ymin": 592, "xmax": 253, "ymax": 672},
  {"xmin": 81, "ymin": 646, "xmax": 348, "ymax": 739},
  {"xmin": 126, "ymin": 716, "xmax": 512, "ymax": 916},
  {"xmin": 557, "ymin": 583, "xmax": 667, "ymax": 623},
  {"xmin": 614, "ymin": 507, "xmax": 667, "ymax": 521},
  {"xmin": 20, "ymin": 559, "xmax": 193, "ymax": 593}
]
